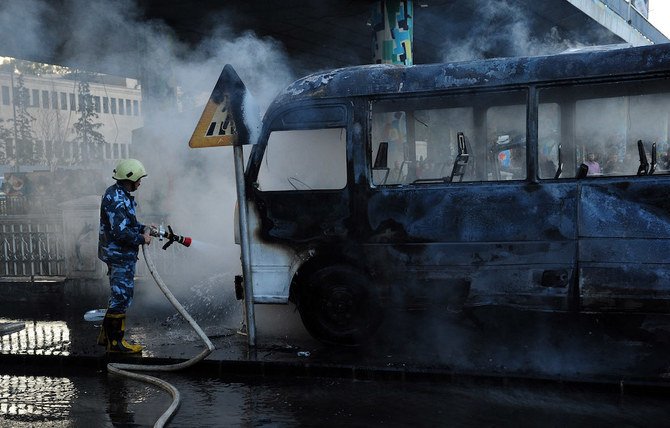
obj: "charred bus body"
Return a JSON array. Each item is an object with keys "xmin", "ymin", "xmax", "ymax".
[{"xmin": 239, "ymin": 43, "xmax": 670, "ymax": 345}]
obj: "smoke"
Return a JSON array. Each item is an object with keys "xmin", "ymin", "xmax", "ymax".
[
  {"xmin": 434, "ymin": 0, "xmax": 597, "ymax": 62},
  {"xmin": 0, "ymin": 0, "xmax": 60, "ymax": 62},
  {"xmin": 0, "ymin": 0, "xmax": 296, "ymax": 291}
]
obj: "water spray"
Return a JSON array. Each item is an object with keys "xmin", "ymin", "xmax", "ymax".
[{"xmin": 150, "ymin": 224, "xmax": 193, "ymax": 250}]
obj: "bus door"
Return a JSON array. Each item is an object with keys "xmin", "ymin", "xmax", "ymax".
[
  {"xmin": 248, "ymin": 103, "xmax": 352, "ymax": 301},
  {"xmin": 368, "ymin": 90, "xmax": 577, "ymax": 312},
  {"xmin": 539, "ymin": 79, "xmax": 670, "ymax": 313}
]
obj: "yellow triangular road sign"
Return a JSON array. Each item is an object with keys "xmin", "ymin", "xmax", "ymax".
[
  {"xmin": 189, "ymin": 93, "xmax": 237, "ymax": 148},
  {"xmin": 189, "ymin": 64, "xmax": 257, "ymax": 148}
]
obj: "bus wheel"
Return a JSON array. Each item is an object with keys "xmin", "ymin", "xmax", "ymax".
[{"xmin": 299, "ymin": 265, "xmax": 382, "ymax": 346}]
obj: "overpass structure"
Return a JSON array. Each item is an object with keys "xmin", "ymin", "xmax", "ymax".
[{"xmin": 0, "ymin": 0, "xmax": 666, "ymax": 78}]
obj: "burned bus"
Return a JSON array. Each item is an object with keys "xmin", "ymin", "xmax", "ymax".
[{"xmin": 238, "ymin": 43, "xmax": 670, "ymax": 345}]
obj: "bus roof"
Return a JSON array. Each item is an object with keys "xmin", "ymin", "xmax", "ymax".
[{"xmin": 274, "ymin": 43, "xmax": 670, "ymax": 107}]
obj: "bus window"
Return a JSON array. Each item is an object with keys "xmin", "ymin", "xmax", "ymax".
[
  {"xmin": 539, "ymin": 79, "xmax": 670, "ymax": 179},
  {"xmin": 371, "ymin": 90, "xmax": 527, "ymax": 186},
  {"xmin": 256, "ymin": 128, "xmax": 347, "ymax": 191}
]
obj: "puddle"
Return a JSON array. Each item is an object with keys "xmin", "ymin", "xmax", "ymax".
[{"xmin": 0, "ymin": 319, "xmax": 69, "ymax": 356}]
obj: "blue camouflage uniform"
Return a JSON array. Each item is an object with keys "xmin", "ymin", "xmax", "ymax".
[{"xmin": 98, "ymin": 182, "xmax": 146, "ymax": 314}]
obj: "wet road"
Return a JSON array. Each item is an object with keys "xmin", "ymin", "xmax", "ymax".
[
  {"xmin": 1, "ymin": 369, "xmax": 670, "ymax": 427},
  {"xmin": 2, "ymin": 275, "xmax": 670, "ymax": 427}
]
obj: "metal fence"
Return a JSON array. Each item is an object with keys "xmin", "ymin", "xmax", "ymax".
[
  {"xmin": 0, "ymin": 216, "xmax": 65, "ymax": 277},
  {"xmin": 0, "ymin": 214, "xmax": 185, "ymax": 280},
  {"xmin": 0, "ymin": 196, "xmax": 28, "ymax": 216},
  {"xmin": 0, "ymin": 320, "xmax": 70, "ymax": 355}
]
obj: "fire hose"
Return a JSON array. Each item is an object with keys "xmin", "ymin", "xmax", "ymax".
[{"xmin": 106, "ymin": 227, "xmax": 214, "ymax": 427}]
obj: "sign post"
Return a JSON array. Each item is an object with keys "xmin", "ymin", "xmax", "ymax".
[
  {"xmin": 232, "ymin": 143, "xmax": 256, "ymax": 346},
  {"xmin": 188, "ymin": 65, "xmax": 258, "ymax": 347}
]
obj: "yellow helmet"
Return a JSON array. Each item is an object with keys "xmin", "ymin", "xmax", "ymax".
[{"xmin": 113, "ymin": 159, "xmax": 147, "ymax": 182}]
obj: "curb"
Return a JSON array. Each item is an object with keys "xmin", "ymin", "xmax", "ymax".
[{"xmin": 1, "ymin": 352, "xmax": 670, "ymax": 396}]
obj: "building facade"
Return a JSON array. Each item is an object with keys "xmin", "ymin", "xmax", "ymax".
[{"xmin": 0, "ymin": 71, "xmax": 143, "ymax": 171}]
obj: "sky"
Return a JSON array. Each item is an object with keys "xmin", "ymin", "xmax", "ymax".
[{"xmin": 649, "ymin": 0, "xmax": 670, "ymax": 37}]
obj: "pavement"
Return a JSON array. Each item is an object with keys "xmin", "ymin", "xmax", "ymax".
[{"xmin": 3, "ymin": 274, "xmax": 670, "ymax": 393}]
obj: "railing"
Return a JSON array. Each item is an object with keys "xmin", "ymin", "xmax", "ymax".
[
  {"xmin": 0, "ymin": 196, "xmax": 28, "ymax": 216},
  {"xmin": 0, "ymin": 212, "xmax": 187, "ymax": 280},
  {"xmin": 0, "ymin": 195, "xmax": 61, "ymax": 216},
  {"xmin": 0, "ymin": 320, "xmax": 70, "ymax": 355},
  {"xmin": 0, "ymin": 215, "xmax": 65, "ymax": 277}
]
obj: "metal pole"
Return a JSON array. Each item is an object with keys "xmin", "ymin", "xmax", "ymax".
[
  {"xmin": 9, "ymin": 63, "xmax": 18, "ymax": 172},
  {"xmin": 233, "ymin": 143, "xmax": 256, "ymax": 347}
]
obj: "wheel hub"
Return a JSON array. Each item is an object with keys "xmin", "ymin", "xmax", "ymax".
[{"xmin": 323, "ymin": 288, "xmax": 355, "ymax": 324}]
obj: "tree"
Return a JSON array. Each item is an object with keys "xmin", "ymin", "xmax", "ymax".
[
  {"xmin": 33, "ymin": 98, "xmax": 69, "ymax": 169},
  {"xmin": 0, "ymin": 119, "xmax": 11, "ymax": 164},
  {"xmin": 71, "ymin": 70, "xmax": 106, "ymax": 164},
  {"xmin": 12, "ymin": 69, "xmax": 38, "ymax": 166}
]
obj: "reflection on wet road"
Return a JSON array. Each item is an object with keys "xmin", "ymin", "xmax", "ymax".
[
  {"xmin": 0, "ymin": 375, "xmax": 74, "ymax": 425},
  {"xmin": 0, "ymin": 319, "xmax": 69, "ymax": 356},
  {"xmin": 1, "ymin": 372, "xmax": 670, "ymax": 427}
]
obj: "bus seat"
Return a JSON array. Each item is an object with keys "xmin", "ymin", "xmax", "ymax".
[
  {"xmin": 449, "ymin": 154, "xmax": 470, "ymax": 182},
  {"xmin": 576, "ymin": 163, "xmax": 589, "ymax": 179},
  {"xmin": 450, "ymin": 131, "xmax": 470, "ymax": 182}
]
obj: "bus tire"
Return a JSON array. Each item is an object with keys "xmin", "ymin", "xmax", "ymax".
[{"xmin": 298, "ymin": 265, "xmax": 382, "ymax": 346}]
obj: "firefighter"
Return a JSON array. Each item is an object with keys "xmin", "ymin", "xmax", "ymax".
[{"xmin": 97, "ymin": 159, "xmax": 152, "ymax": 353}]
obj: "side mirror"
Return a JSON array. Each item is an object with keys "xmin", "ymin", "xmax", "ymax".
[
  {"xmin": 374, "ymin": 142, "xmax": 388, "ymax": 169},
  {"xmin": 373, "ymin": 142, "xmax": 390, "ymax": 185}
]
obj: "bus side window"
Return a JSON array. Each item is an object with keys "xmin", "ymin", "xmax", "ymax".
[
  {"xmin": 371, "ymin": 90, "xmax": 527, "ymax": 186},
  {"xmin": 539, "ymin": 79, "xmax": 670, "ymax": 179}
]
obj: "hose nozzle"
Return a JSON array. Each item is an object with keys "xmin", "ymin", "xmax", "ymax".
[{"xmin": 150, "ymin": 224, "xmax": 192, "ymax": 250}]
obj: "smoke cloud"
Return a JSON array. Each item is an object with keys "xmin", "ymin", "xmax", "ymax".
[
  {"xmin": 0, "ymin": 0, "xmax": 297, "ymax": 289},
  {"xmin": 432, "ymin": 0, "xmax": 611, "ymax": 62}
]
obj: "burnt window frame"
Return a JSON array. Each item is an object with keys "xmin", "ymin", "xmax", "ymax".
[
  {"xmin": 249, "ymin": 101, "xmax": 352, "ymax": 189},
  {"xmin": 537, "ymin": 76, "xmax": 670, "ymax": 180},
  {"xmin": 368, "ymin": 87, "xmax": 531, "ymax": 187}
]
